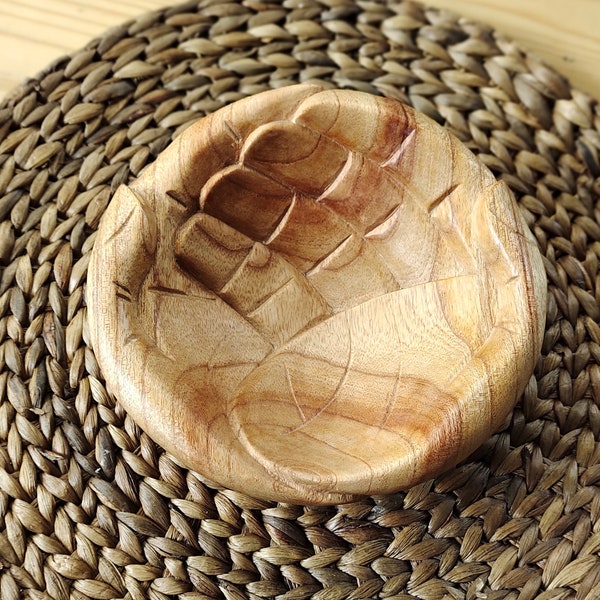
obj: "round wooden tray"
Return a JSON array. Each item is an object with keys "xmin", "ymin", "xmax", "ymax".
[{"xmin": 88, "ymin": 84, "xmax": 546, "ymax": 504}]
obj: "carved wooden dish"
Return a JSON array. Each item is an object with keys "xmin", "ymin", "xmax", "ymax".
[{"xmin": 87, "ymin": 84, "xmax": 547, "ymax": 505}]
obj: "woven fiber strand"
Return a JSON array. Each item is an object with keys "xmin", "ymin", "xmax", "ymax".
[{"xmin": 1, "ymin": 0, "xmax": 600, "ymax": 598}]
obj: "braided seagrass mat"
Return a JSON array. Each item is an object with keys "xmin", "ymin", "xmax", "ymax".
[{"xmin": 1, "ymin": 1, "xmax": 600, "ymax": 598}]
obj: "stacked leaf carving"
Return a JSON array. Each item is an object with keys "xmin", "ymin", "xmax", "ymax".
[{"xmin": 88, "ymin": 85, "xmax": 546, "ymax": 504}]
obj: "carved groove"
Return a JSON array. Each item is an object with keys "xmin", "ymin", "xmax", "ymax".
[
  {"xmin": 166, "ymin": 189, "xmax": 189, "ymax": 208},
  {"xmin": 428, "ymin": 183, "xmax": 460, "ymax": 213},
  {"xmin": 113, "ymin": 281, "xmax": 132, "ymax": 302}
]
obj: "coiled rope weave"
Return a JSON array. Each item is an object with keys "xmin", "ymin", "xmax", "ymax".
[{"xmin": 1, "ymin": 1, "xmax": 600, "ymax": 598}]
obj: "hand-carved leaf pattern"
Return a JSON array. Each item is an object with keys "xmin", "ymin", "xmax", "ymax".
[{"xmin": 88, "ymin": 84, "xmax": 547, "ymax": 504}]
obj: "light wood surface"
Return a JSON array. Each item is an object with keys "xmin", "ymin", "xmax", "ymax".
[
  {"xmin": 88, "ymin": 85, "xmax": 547, "ymax": 504},
  {"xmin": 1, "ymin": 0, "xmax": 600, "ymax": 101}
]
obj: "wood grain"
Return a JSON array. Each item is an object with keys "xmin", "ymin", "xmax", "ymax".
[
  {"xmin": 87, "ymin": 84, "xmax": 547, "ymax": 504},
  {"xmin": 1, "ymin": 0, "xmax": 599, "ymax": 101},
  {"xmin": 0, "ymin": 0, "xmax": 169, "ymax": 99}
]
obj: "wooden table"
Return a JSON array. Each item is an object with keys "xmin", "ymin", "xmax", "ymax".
[{"xmin": 1, "ymin": 0, "xmax": 599, "ymax": 102}]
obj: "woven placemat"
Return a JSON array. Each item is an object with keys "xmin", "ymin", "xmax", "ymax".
[{"xmin": 1, "ymin": 1, "xmax": 600, "ymax": 598}]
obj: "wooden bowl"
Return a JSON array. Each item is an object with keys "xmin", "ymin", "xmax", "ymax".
[{"xmin": 87, "ymin": 84, "xmax": 547, "ymax": 505}]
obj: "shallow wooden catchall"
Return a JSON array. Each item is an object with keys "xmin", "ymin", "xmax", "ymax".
[{"xmin": 87, "ymin": 84, "xmax": 547, "ymax": 504}]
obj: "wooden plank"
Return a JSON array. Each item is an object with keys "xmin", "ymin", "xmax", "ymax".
[
  {"xmin": 0, "ymin": 0, "xmax": 598, "ymax": 100},
  {"xmin": 0, "ymin": 0, "xmax": 171, "ymax": 99}
]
